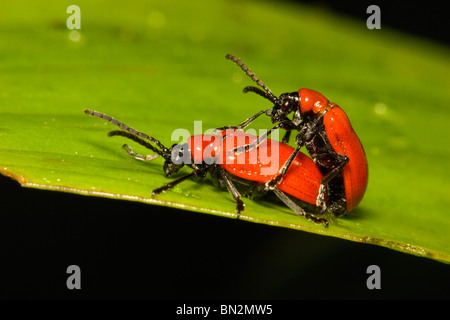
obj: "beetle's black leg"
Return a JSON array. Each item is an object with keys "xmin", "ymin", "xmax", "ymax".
[
  {"xmin": 315, "ymin": 153, "xmax": 348, "ymax": 215},
  {"xmin": 320, "ymin": 154, "xmax": 349, "ymax": 185},
  {"xmin": 272, "ymin": 188, "xmax": 328, "ymax": 227},
  {"xmin": 152, "ymin": 168, "xmax": 207, "ymax": 195},
  {"xmin": 212, "ymin": 165, "xmax": 244, "ymax": 218},
  {"xmin": 315, "ymin": 184, "xmax": 327, "ymax": 212},
  {"xmin": 265, "ymin": 112, "xmax": 328, "ymax": 191},
  {"xmin": 264, "ymin": 143, "xmax": 303, "ymax": 191},
  {"xmin": 281, "ymin": 130, "xmax": 291, "ymax": 144},
  {"xmin": 310, "ymin": 127, "xmax": 350, "ymax": 214},
  {"xmin": 316, "ymin": 128, "xmax": 350, "ymax": 186},
  {"xmin": 216, "ymin": 109, "xmax": 272, "ymax": 132},
  {"xmin": 232, "ymin": 123, "xmax": 281, "ymax": 155}
]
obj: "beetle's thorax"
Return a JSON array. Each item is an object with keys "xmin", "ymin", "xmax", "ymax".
[{"xmin": 298, "ymin": 88, "xmax": 333, "ymax": 116}]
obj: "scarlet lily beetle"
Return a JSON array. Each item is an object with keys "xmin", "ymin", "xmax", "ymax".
[
  {"xmin": 84, "ymin": 109, "xmax": 328, "ymax": 226},
  {"xmin": 224, "ymin": 54, "xmax": 368, "ymax": 215}
]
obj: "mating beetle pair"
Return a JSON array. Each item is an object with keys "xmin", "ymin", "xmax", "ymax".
[{"xmin": 85, "ymin": 54, "xmax": 368, "ymax": 226}]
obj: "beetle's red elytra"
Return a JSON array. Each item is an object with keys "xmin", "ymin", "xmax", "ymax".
[
  {"xmin": 320, "ymin": 102, "xmax": 368, "ymax": 212},
  {"xmin": 298, "ymin": 88, "xmax": 368, "ymax": 212},
  {"xmin": 218, "ymin": 131, "xmax": 325, "ymax": 207},
  {"xmin": 186, "ymin": 131, "xmax": 326, "ymax": 207}
]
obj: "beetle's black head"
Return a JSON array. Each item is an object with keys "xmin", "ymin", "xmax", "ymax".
[
  {"xmin": 271, "ymin": 92, "xmax": 300, "ymax": 123},
  {"xmin": 165, "ymin": 143, "xmax": 189, "ymax": 177}
]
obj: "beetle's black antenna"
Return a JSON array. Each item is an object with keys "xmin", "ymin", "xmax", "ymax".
[
  {"xmin": 107, "ymin": 130, "xmax": 169, "ymax": 159},
  {"xmin": 225, "ymin": 54, "xmax": 277, "ymax": 103},
  {"xmin": 84, "ymin": 109, "xmax": 170, "ymax": 157},
  {"xmin": 242, "ymin": 86, "xmax": 276, "ymax": 102}
]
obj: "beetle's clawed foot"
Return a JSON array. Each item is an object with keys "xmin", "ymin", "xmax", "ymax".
[
  {"xmin": 316, "ymin": 184, "xmax": 327, "ymax": 213},
  {"xmin": 236, "ymin": 199, "xmax": 245, "ymax": 219}
]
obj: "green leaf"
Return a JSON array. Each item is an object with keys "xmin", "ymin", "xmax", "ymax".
[{"xmin": 1, "ymin": 0, "xmax": 449, "ymax": 263}]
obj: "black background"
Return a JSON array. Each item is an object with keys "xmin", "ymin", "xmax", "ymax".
[
  {"xmin": 1, "ymin": 177, "xmax": 449, "ymax": 299},
  {"xmin": 297, "ymin": 1, "xmax": 448, "ymax": 45},
  {"xmin": 1, "ymin": 1, "xmax": 449, "ymax": 300}
]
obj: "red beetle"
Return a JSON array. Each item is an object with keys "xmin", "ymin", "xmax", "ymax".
[
  {"xmin": 297, "ymin": 89, "xmax": 368, "ymax": 213},
  {"xmin": 84, "ymin": 109, "xmax": 328, "ymax": 225},
  {"xmin": 224, "ymin": 54, "xmax": 368, "ymax": 215}
]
